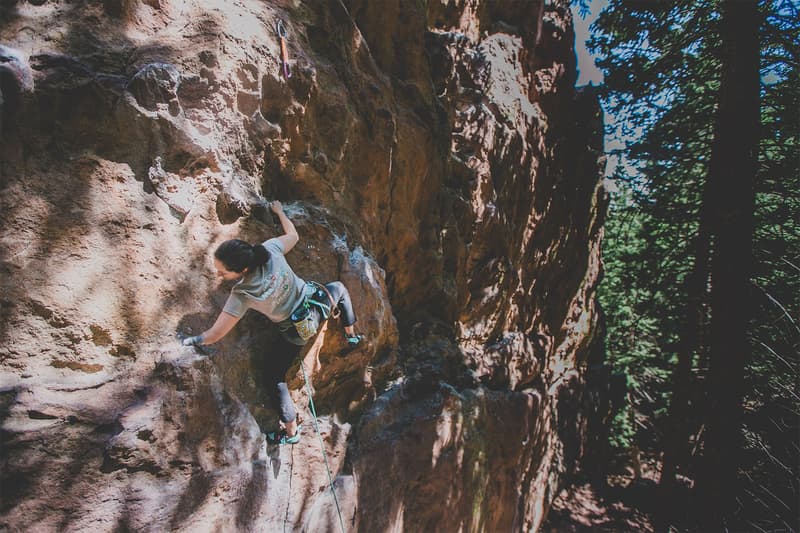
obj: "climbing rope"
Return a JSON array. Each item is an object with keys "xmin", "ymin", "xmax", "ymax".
[
  {"xmin": 301, "ymin": 362, "xmax": 347, "ymax": 533},
  {"xmin": 283, "ymin": 443, "xmax": 294, "ymax": 533}
]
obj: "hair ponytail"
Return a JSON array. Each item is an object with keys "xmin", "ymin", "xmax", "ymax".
[
  {"xmin": 214, "ymin": 239, "xmax": 271, "ymax": 273},
  {"xmin": 250, "ymin": 244, "xmax": 269, "ymax": 269}
]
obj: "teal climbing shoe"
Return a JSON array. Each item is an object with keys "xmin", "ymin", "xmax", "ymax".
[
  {"xmin": 266, "ymin": 424, "xmax": 301, "ymax": 445},
  {"xmin": 340, "ymin": 333, "xmax": 365, "ymax": 355}
]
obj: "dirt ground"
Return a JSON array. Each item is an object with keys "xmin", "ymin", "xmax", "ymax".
[{"xmin": 542, "ymin": 452, "xmax": 661, "ymax": 532}]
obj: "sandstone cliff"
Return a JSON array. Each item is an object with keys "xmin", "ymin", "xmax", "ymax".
[{"xmin": 0, "ymin": 0, "xmax": 607, "ymax": 530}]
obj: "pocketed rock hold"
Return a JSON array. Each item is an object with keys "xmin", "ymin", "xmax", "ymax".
[
  {"xmin": 0, "ymin": 44, "xmax": 34, "ymax": 94},
  {"xmin": 215, "ymin": 175, "xmax": 264, "ymax": 224},
  {"xmin": 147, "ymin": 156, "xmax": 195, "ymax": 217},
  {"xmin": 128, "ymin": 62, "xmax": 181, "ymax": 114}
]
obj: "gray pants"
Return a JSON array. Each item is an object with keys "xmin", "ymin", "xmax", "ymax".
[
  {"xmin": 276, "ymin": 281, "xmax": 357, "ymax": 346},
  {"xmin": 268, "ymin": 281, "xmax": 357, "ymax": 423},
  {"xmin": 265, "ymin": 336, "xmax": 301, "ymax": 424}
]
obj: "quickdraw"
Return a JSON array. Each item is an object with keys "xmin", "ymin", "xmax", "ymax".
[{"xmin": 276, "ymin": 19, "xmax": 292, "ymax": 79}]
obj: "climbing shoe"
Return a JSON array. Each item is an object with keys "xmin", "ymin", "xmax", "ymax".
[
  {"xmin": 340, "ymin": 333, "xmax": 365, "ymax": 355},
  {"xmin": 266, "ymin": 424, "xmax": 301, "ymax": 445}
]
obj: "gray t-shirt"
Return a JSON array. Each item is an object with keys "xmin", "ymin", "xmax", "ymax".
[{"xmin": 222, "ymin": 238, "xmax": 306, "ymax": 322}]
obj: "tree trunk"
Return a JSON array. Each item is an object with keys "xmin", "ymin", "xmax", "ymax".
[
  {"xmin": 659, "ymin": 223, "xmax": 710, "ymax": 492},
  {"xmin": 696, "ymin": 0, "xmax": 760, "ymax": 523}
]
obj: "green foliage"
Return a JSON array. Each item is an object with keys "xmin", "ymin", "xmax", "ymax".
[
  {"xmin": 598, "ymin": 183, "xmax": 676, "ymax": 451},
  {"xmin": 608, "ymin": 402, "xmax": 636, "ymax": 451},
  {"xmin": 592, "ymin": 0, "xmax": 722, "ymax": 453},
  {"xmin": 590, "ymin": 0, "xmax": 798, "ymax": 526}
]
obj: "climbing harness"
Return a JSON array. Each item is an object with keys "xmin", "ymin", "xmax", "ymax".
[
  {"xmin": 276, "ymin": 19, "xmax": 292, "ymax": 79},
  {"xmin": 301, "ymin": 362, "xmax": 347, "ymax": 533},
  {"xmin": 310, "ymin": 280, "xmax": 341, "ymax": 320},
  {"xmin": 290, "ymin": 281, "xmax": 340, "ymax": 341}
]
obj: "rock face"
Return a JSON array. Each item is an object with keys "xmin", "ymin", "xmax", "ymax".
[{"xmin": 0, "ymin": 0, "xmax": 607, "ymax": 531}]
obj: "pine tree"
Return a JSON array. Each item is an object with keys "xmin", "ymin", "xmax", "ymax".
[
  {"xmin": 590, "ymin": 0, "xmax": 799, "ymax": 528},
  {"xmin": 695, "ymin": 0, "xmax": 760, "ymax": 523}
]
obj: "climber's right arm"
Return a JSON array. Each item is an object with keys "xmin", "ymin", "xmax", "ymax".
[
  {"xmin": 186, "ymin": 311, "xmax": 241, "ymax": 345},
  {"xmin": 270, "ymin": 201, "xmax": 299, "ymax": 253}
]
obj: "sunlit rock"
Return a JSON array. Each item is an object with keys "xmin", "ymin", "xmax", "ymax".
[{"xmin": 0, "ymin": 0, "xmax": 606, "ymax": 530}]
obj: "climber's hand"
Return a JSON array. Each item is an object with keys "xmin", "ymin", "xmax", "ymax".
[
  {"xmin": 180, "ymin": 334, "xmax": 203, "ymax": 346},
  {"xmin": 269, "ymin": 200, "xmax": 283, "ymax": 215}
]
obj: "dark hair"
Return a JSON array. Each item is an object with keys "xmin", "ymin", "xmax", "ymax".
[{"xmin": 214, "ymin": 239, "xmax": 270, "ymax": 273}]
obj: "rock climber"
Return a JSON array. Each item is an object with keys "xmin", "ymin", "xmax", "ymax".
[{"xmin": 181, "ymin": 200, "xmax": 363, "ymax": 445}]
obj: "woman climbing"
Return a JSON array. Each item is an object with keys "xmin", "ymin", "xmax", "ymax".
[{"xmin": 181, "ymin": 200, "xmax": 363, "ymax": 445}]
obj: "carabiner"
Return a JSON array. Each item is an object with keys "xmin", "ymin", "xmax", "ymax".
[{"xmin": 276, "ymin": 19, "xmax": 288, "ymax": 39}]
